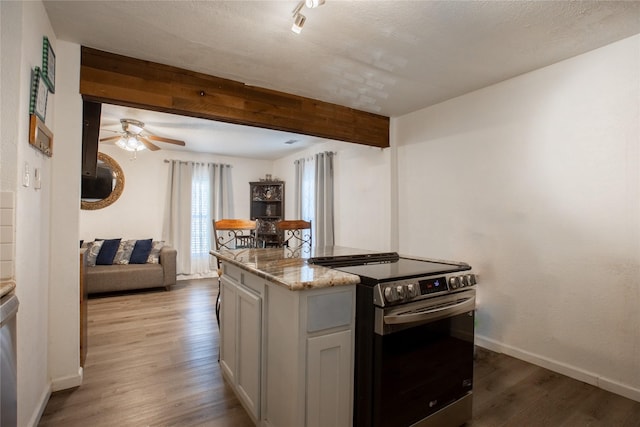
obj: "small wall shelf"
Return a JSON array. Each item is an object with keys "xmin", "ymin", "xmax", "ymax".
[{"xmin": 29, "ymin": 114, "xmax": 53, "ymax": 157}]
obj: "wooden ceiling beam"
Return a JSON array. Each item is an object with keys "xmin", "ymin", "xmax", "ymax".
[{"xmin": 80, "ymin": 47, "xmax": 390, "ymax": 148}]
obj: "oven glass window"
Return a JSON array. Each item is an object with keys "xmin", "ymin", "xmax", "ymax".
[{"xmin": 371, "ymin": 310, "xmax": 474, "ymax": 427}]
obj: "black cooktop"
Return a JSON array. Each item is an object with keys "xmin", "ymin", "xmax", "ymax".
[{"xmin": 308, "ymin": 252, "xmax": 470, "ymax": 285}]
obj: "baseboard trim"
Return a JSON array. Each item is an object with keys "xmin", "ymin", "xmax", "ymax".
[
  {"xmin": 599, "ymin": 376, "xmax": 640, "ymax": 403},
  {"xmin": 51, "ymin": 366, "xmax": 83, "ymax": 392},
  {"xmin": 475, "ymin": 335, "xmax": 640, "ymax": 403},
  {"xmin": 27, "ymin": 383, "xmax": 51, "ymax": 427}
]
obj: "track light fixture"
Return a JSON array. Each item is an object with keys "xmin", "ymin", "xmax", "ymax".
[
  {"xmin": 291, "ymin": 0, "xmax": 325, "ymax": 34},
  {"xmin": 305, "ymin": 0, "xmax": 325, "ymax": 8},
  {"xmin": 292, "ymin": 13, "xmax": 306, "ymax": 34}
]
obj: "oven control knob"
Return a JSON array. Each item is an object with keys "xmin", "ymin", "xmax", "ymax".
[
  {"xmin": 396, "ymin": 285, "xmax": 406, "ymax": 300},
  {"xmin": 464, "ymin": 274, "xmax": 476, "ymax": 286},
  {"xmin": 461, "ymin": 275, "xmax": 469, "ymax": 287},
  {"xmin": 449, "ymin": 276, "xmax": 460, "ymax": 290},
  {"xmin": 406, "ymin": 283, "xmax": 419, "ymax": 298},
  {"xmin": 384, "ymin": 286, "xmax": 398, "ymax": 302}
]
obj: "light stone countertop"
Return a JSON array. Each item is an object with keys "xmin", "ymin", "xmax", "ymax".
[
  {"xmin": 0, "ymin": 280, "xmax": 16, "ymax": 299},
  {"xmin": 210, "ymin": 246, "xmax": 375, "ymax": 290}
]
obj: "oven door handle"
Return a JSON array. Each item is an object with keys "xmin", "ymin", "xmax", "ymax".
[{"xmin": 384, "ymin": 295, "xmax": 475, "ymax": 326}]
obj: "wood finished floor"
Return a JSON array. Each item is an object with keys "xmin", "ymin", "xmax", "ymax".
[
  {"xmin": 39, "ymin": 279, "xmax": 640, "ymax": 427},
  {"xmin": 39, "ymin": 279, "xmax": 253, "ymax": 427}
]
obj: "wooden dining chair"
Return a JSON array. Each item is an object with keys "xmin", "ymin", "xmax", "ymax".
[
  {"xmin": 276, "ymin": 220, "xmax": 312, "ymax": 255},
  {"xmin": 212, "ymin": 219, "xmax": 259, "ymax": 329},
  {"xmin": 213, "ymin": 219, "xmax": 259, "ymax": 251}
]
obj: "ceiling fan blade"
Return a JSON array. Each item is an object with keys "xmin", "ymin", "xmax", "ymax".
[
  {"xmin": 139, "ymin": 137, "xmax": 161, "ymax": 151},
  {"xmin": 146, "ymin": 135, "xmax": 186, "ymax": 146},
  {"xmin": 99, "ymin": 135, "xmax": 121, "ymax": 143}
]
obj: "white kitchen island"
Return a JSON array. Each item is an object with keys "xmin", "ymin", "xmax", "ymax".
[{"xmin": 211, "ymin": 247, "xmax": 363, "ymax": 427}]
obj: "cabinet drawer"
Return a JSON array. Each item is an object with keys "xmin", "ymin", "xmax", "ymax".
[
  {"xmin": 222, "ymin": 263, "xmax": 242, "ymax": 283},
  {"xmin": 307, "ymin": 290, "xmax": 354, "ymax": 333},
  {"xmin": 222, "ymin": 263, "xmax": 264, "ymax": 296},
  {"xmin": 241, "ymin": 270, "xmax": 264, "ymax": 295}
]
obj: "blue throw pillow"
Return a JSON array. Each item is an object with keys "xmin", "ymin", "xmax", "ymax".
[
  {"xmin": 95, "ymin": 238, "xmax": 121, "ymax": 265},
  {"xmin": 130, "ymin": 239, "xmax": 153, "ymax": 264}
]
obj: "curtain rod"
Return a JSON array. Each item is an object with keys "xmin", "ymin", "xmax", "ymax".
[
  {"xmin": 294, "ymin": 151, "xmax": 338, "ymax": 161},
  {"xmin": 164, "ymin": 159, "xmax": 232, "ymax": 167}
]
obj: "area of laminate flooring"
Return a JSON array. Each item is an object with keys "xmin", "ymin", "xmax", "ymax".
[
  {"xmin": 39, "ymin": 278, "xmax": 253, "ymax": 427},
  {"xmin": 39, "ymin": 279, "xmax": 640, "ymax": 427},
  {"xmin": 469, "ymin": 348, "xmax": 640, "ymax": 427}
]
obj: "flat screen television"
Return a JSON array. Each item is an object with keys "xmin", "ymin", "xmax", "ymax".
[
  {"xmin": 81, "ymin": 100, "xmax": 101, "ymax": 177},
  {"xmin": 81, "ymin": 165, "xmax": 113, "ymax": 200}
]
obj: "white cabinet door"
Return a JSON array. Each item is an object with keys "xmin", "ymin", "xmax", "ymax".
[
  {"xmin": 236, "ymin": 284, "xmax": 262, "ymax": 421},
  {"xmin": 219, "ymin": 278, "xmax": 237, "ymax": 383},
  {"xmin": 306, "ymin": 330, "xmax": 353, "ymax": 427}
]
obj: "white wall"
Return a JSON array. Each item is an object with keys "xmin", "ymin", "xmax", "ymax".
[
  {"xmin": 273, "ymin": 140, "xmax": 392, "ymax": 251},
  {"xmin": 0, "ymin": 2, "xmax": 20, "ymax": 192},
  {"xmin": 394, "ymin": 34, "xmax": 640, "ymax": 401},
  {"xmin": 0, "ymin": 1, "xmax": 58, "ymax": 425},
  {"xmin": 79, "ymin": 145, "xmax": 273, "ymax": 241},
  {"xmin": 49, "ymin": 40, "xmax": 83, "ymax": 392}
]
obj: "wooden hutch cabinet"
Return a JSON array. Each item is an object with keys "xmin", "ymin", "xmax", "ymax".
[{"xmin": 250, "ymin": 181, "xmax": 285, "ymax": 247}]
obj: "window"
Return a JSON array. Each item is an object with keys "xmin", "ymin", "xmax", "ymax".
[
  {"xmin": 300, "ymin": 159, "xmax": 315, "ymax": 222},
  {"xmin": 191, "ymin": 165, "xmax": 211, "ymax": 262}
]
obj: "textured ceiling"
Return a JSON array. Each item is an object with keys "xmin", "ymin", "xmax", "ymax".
[{"xmin": 44, "ymin": 0, "xmax": 640, "ymax": 158}]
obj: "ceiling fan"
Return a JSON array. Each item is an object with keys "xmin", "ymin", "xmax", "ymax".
[{"xmin": 100, "ymin": 118, "xmax": 186, "ymax": 154}]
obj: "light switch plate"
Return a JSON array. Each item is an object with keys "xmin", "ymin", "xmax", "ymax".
[
  {"xmin": 34, "ymin": 168, "xmax": 41, "ymax": 190},
  {"xmin": 23, "ymin": 162, "xmax": 30, "ymax": 187}
]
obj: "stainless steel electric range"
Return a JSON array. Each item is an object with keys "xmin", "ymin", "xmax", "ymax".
[{"xmin": 309, "ymin": 252, "xmax": 477, "ymax": 427}]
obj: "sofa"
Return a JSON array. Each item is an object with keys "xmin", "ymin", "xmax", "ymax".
[{"xmin": 82, "ymin": 239, "xmax": 177, "ymax": 294}]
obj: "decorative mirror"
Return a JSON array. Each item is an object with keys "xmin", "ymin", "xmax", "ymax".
[{"xmin": 81, "ymin": 152, "xmax": 125, "ymax": 210}]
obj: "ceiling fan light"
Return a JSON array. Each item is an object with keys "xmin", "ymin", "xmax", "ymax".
[
  {"xmin": 292, "ymin": 13, "xmax": 306, "ymax": 34},
  {"xmin": 116, "ymin": 135, "xmax": 146, "ymax": 152},
  {"xmin": 305, "ymin": 0, "xmax": 325, "ymax": 8}
]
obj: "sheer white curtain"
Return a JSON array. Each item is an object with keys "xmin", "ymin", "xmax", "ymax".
[
  {"xmin": 210, "ymin": 162, "xmax": 234, "ymax": 223},
  {"xmin": 163, "ymin": 161, "xmax": 192, "ymax": 274},
  {"xmin": 163, "ymin": 160, "xmax": 233, "ymax": 276},
  {"xmin": 294, "ymin": 151, "xmax": 334, "ymax": 247},
  {"xmin": 314, "ymin": 152, "xmax": 334, "ymax": 247}
]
